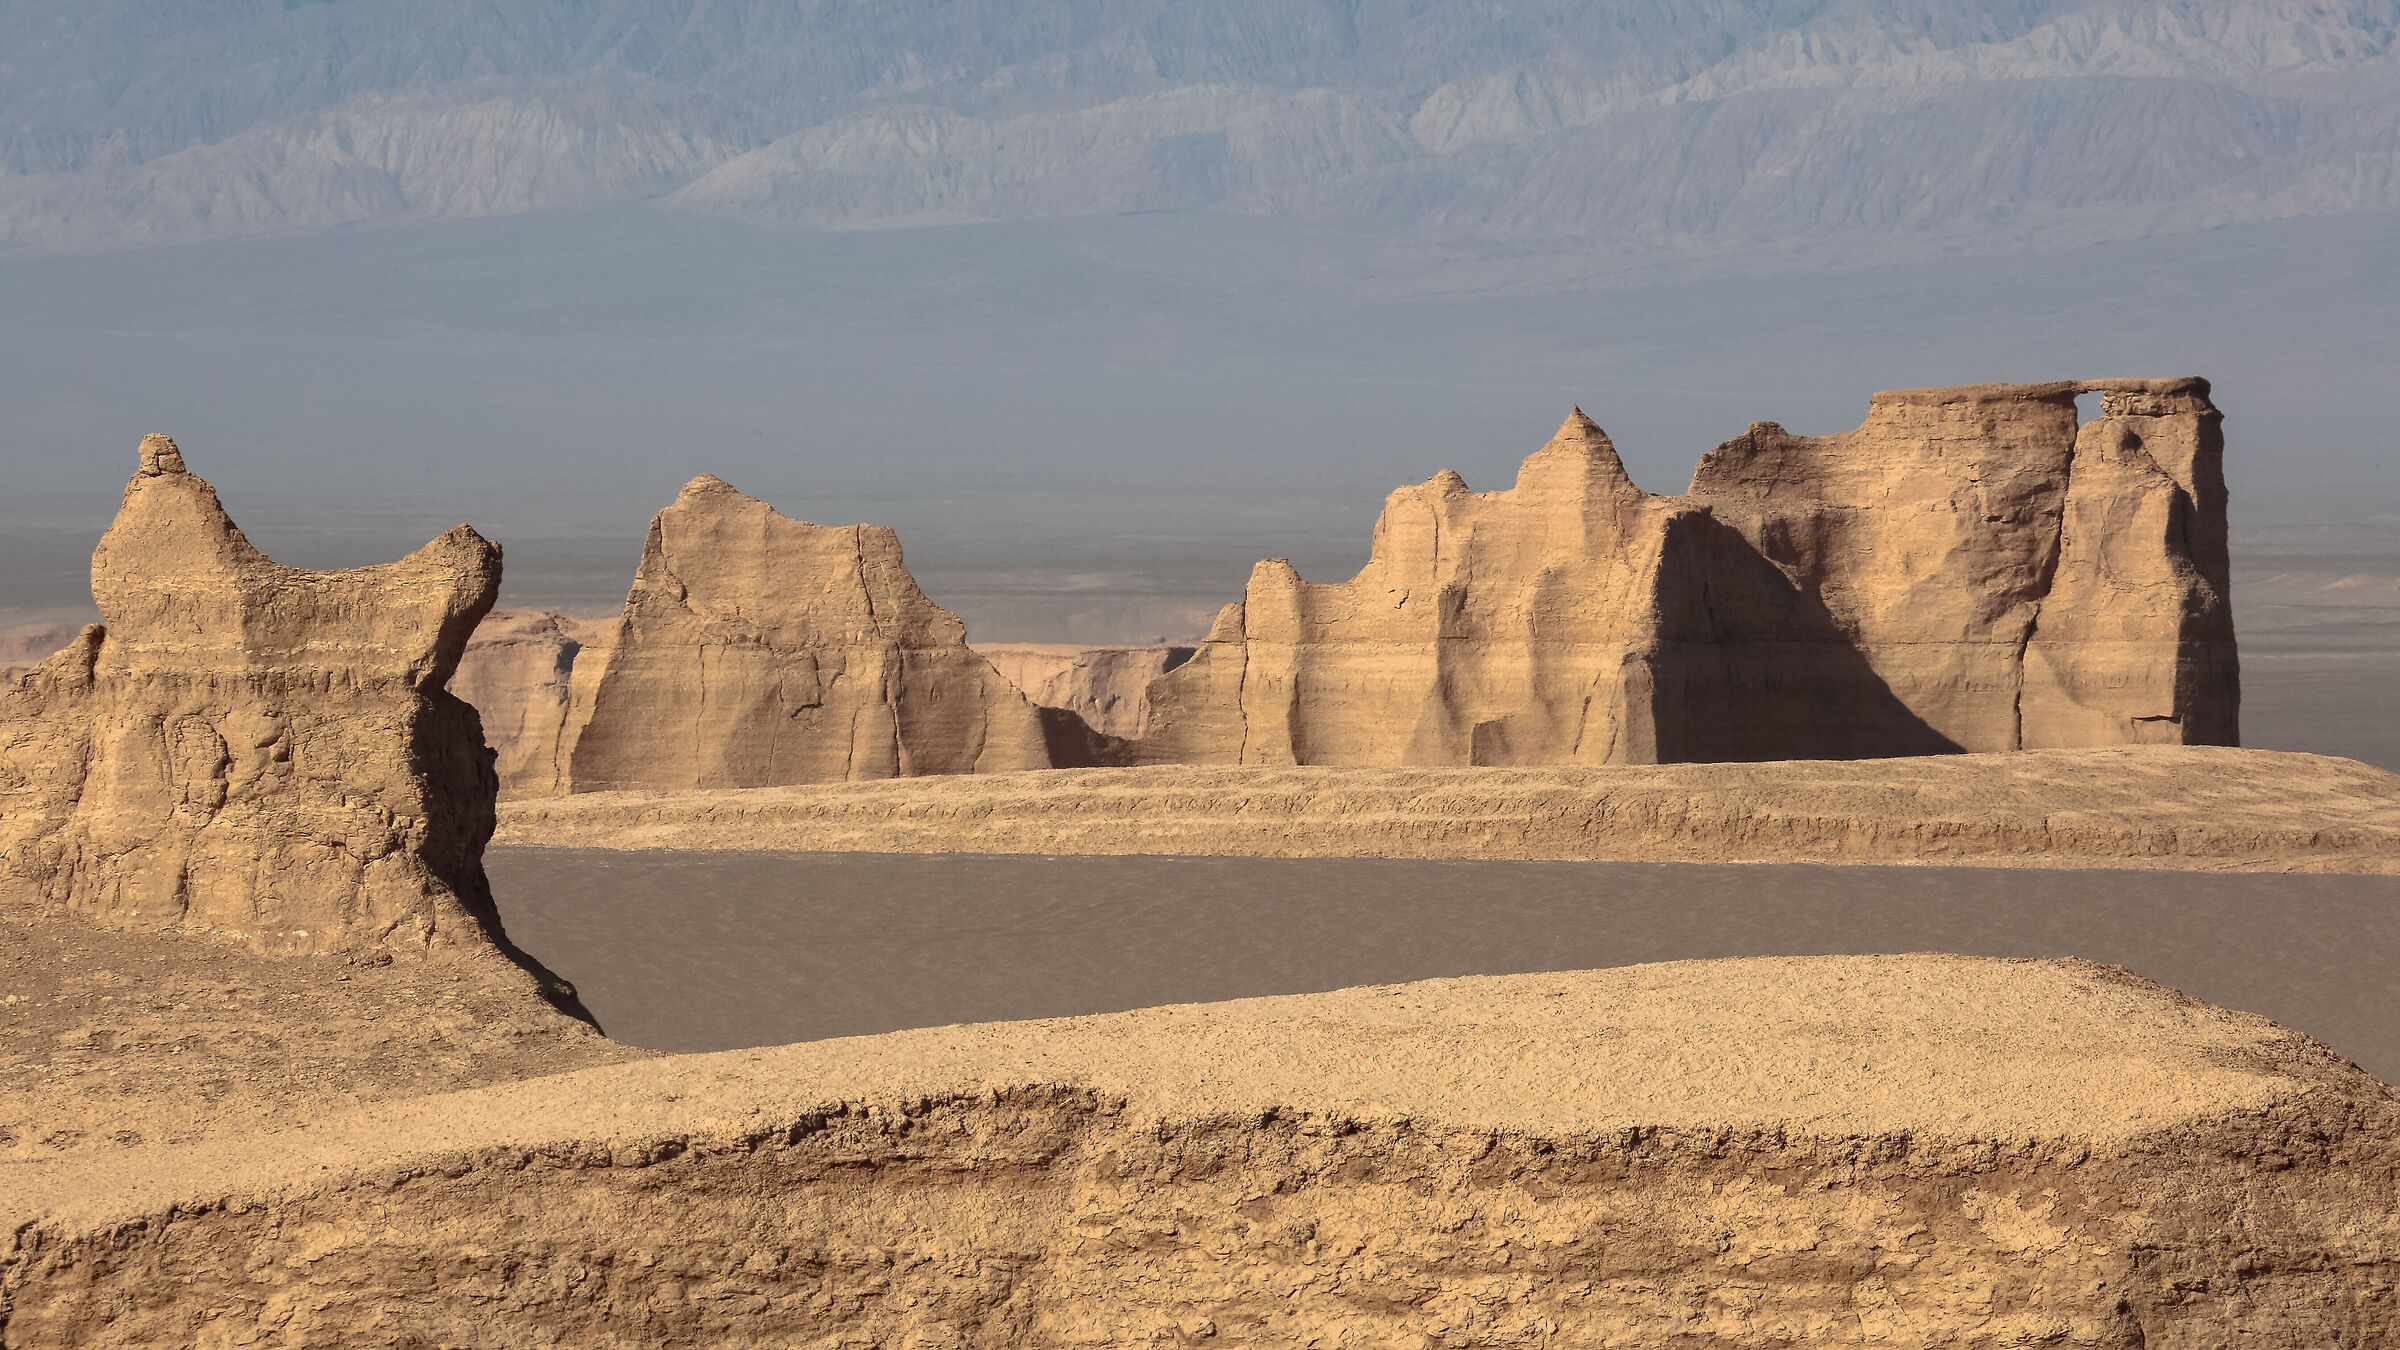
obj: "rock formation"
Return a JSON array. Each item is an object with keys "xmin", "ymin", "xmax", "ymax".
[
  {"xmin": 562, "ymin": 475, "xmax": 1104, "ymax": 792},
  {"xmin": 1139, "ymin": 379, "xmax": 2238, "ymax": 765},
  {"xmin": 448, "ymin": 609, "xmax": 615, "ymax": 797},
  {"xmin": 1692, "ymin": 378, "xmax": 2238, "ymax": 752},
  {"xmin": 0, "ymin": 435, "xmax": 522, "ymax": 961},
  {"xmin": 973, "ymin": 643, "xmax": 1196, "ymax": 739},
  {"xmin": 8, "ymin": 956, "xmax": 2397, "ymax": 1346}
]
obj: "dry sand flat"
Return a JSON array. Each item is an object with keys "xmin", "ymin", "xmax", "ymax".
[
  {"xmin": 497, "ymin": 745, "xmax": 2400, "ymax": 872},
  {"xmin": 5, "ymin": 955, "xmax": 2396, "ymax": 1346}
]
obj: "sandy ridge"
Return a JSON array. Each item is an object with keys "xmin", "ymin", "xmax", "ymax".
[
  {"xmin": 1, "ymin": 955, "xmax": 2376, "ymax": 1235},
  {"xmin": 8, "ymin": 956, "xmax": 2397, "ymax": 1347},
  {"xmin": 496, "ymin": 746, "xmax": 2400, "ymax": 872}
]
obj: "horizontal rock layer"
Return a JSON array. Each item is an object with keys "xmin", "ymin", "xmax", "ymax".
[
  {"xmin": 493, "ymin": 746, "xmax": 2400, "ymax": 873},
  {"xmin": 6, "ymin": 956, "xmax": 2395, "ymax": 1347}
]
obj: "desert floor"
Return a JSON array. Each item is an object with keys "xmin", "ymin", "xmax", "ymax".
[{"xmin": 488, "ymin": 849, "xmax": 2400, "ymax": 1083}]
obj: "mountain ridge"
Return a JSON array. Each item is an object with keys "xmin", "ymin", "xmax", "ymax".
[{"xmin": 4, "ymin": 0, "xmax": 2393, "ymax": 251}]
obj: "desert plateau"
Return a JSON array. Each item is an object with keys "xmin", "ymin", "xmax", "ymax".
[
  {"xmin": 7, "ymin": 7, "xmax": 2400, "ymax": 1338},
  {"xmin": 4, "ymin": 381, "xmax": 2398, "ymax": 1345}
]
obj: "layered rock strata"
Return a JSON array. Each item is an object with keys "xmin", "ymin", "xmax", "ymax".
[
  {"xmin": 1139, "ymin": 379, "xmax": 2237, "ymax": 765},
  {"xmin": 0, "ymin": 437, "xmax": 555, "ymax": 983},
  {"xmin": 7, "ymin": 957, "xmax": 2395, "ymax": 1347},
  {"xmin": 497, "ymin": 746, "xmax": 2400, "ymax": 873},
  {"xmin": 973, "ymin": 642, "xmax": 1196, "ymax": 738},
  {"xmin": 560, "ymin": 475, "xmax": 1106, "ymax": 792}
]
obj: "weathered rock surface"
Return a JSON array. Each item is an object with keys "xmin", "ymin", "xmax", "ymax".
[
  {"xmin": 561, "ymin": 476, "xmax": 1111, "ymax": 792},
  {"xmin": 0, "ymin": 437, "xmax": 547, "ymax": 966},
  {"xmin": 496, "ymin": 745, "xmax": 2400, "ymax": 873},
  {"xmin": 448, "ymin": 608, "xmax": 615, "ymax": 797},
  {"xmin": 7, "ymin": 955, "xmax": 2395, "ymax": 1347},
  {"xmin": 1140, "ymin": 380, "xmax": 2238, "ymax": 765},
  {"xmin": 974, "ymin": 642, "xmax": 1196, "ymax": 739},
  {"xmin": 1692, "ymin": 378, "xmax": 2237, "ymax": 753}
]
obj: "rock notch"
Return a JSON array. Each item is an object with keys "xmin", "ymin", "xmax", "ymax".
[
  {"xmin": 0, "ymin": 436, "xmax": 528, "ymax": 964},
  {"xmin": 562, "ymin": 475, "xmax": 1104, "ymax": 792},
  {"xmin": 972, "ymin": 643, "xmax": 1196, "ymax": 739},
  {"xmin": 1139, "ymin": 379, "xmax": 2238, "ymax": 764}
]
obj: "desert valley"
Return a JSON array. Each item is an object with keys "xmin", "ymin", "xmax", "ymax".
[{"xmin": 4, "ymin": 380, "xmax": 2398, "ymax": 1344}]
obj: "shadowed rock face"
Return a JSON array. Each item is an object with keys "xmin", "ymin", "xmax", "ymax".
[
  {"xmin": 1142, "ymin": 379, "xmax": 2237, "ymax": 765},
  {"xmin": 0, "ymin": 436, "xmax": 516, "ymax": 959},
  {"xmin": 1693, "ymin": 377, "xmax": 2237, "ymax": 755},
  {"xmin": 563, "ymin": 475, "xmax": 1086, "ymax": 792}
]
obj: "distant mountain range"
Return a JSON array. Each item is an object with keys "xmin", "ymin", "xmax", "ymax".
[{"xmin": 2, "ymin": 0, "xmax": 2393, "ymax": 252}]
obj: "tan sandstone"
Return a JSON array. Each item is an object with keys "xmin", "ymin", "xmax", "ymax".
[
  {"xmin": 6, "ymin": 956, "xmax": 2395, "ymax": 1346},
  {"xmin": 496, "ymin": 745, "xmax": 2400, "ymax": 873},
  {"xmin": 0, "ymin": 436, "xmax": 600, "ymax": 1065},
  {"xmin": 1139, "ymin": 380, "xmax": 2237, "ymax": 766},
  {"xmin": 447, "ymin": 608, "xmax": 614, "ymax": 796},
  {"xmin": 559, "ymin": 475, "xmax": 1107, "ymax": 793},
  {"xmin": 973, "ymin": 642, "xmax": 1197, "ymax": 738},
  {"xmin": 1, "ymin": 437, "xmax": 500, "ymax": 957}
]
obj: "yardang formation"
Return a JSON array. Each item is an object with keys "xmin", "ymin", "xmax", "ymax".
[
  {"xmin": 460, "ymin": 377, "xmax": 2238, "ymax": 790},
  {"xmin": 1141, "ymin": 379, "xmax": 2236, "ymax": 765}
]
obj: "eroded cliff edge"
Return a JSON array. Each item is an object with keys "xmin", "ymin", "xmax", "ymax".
[
  {"xmin": 545, "ymin": 474, "xmax": 1111, "ymax": 793},
  {"xmin": 0, "ymin": 436, "xmax": 604, "ymax": 1044},
  {"xmin": 6, "ymin": 957, "xmax": 2394, "ymax": 1347},
  {"xmin": 1139, "ymin": 379, "xmax": 2238, "ymax": 765}
]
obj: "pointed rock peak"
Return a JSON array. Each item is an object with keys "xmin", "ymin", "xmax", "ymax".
[
  {"xmin": 679, "ymin": 473, "xmax": 737, "ymax": 498},
  {"xmin": 1552, "ymin": 406, "xmax": 1609, "ymax": 447},
  {"xmin": 137, "ymin": 434, "xmax": 186, "ymax": 476},
  {"xmin": 1428, "ymin": 468, "xmax": 1471, "ymax": 495}
]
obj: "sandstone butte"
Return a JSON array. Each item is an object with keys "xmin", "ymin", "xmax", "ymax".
[
  {"xmin": 519, "ymin": 473, "xmax": 1113, "ymax": 795},
  {"xmin": 5, "ymin": 435, "xmax": 2400, "ymax": 1346},
  {"xmin": 7, "ymin": 957, "xmax": 2399, "ymax": 1346},
  {"xmin": 454, "ymin": 377, "xmax": 2240, "ymax": 789},
  {"xmin": 1138, "ymin": 378, "xmax": 2238, "ymax": 765},
  {"xmin": 0, "ymin": 436, "xmax": 594, "ymax": 1016}
]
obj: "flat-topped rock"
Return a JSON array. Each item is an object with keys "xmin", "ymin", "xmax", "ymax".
[
  {"xmin": 7, "ymin": 956, "xmax": 2394, "ymax": 1346},
  {"xmin": 447, "ymin": 608, "xmax": 614, "ymax": 796},
  {"xmin": 496, "ymin": 745, "xmax": 2400, "ymax": 872},
  {"xmin": 1139, "ymin": 380, "xmax": 2238, "ymax": 765}
]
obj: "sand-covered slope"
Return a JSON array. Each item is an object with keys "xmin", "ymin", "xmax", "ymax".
[
  {"xmin": 0, "ymin": 912, "xmax": 641, "ymax": 1165},
  {"xmin": 6, "ymin": 956, "xmax": 2395, "ymax": 1347},
  {"xmin": 497, "ymin": 745, "xmax": 2400, "ymax": 872}
]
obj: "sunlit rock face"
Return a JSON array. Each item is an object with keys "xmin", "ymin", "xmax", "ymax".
[
  {"xmin": 0, "ymin": 435, "xmax": 512, "ymax": 958},
  {"xmin": 1139, "ymin": 379, "xmax": 2237, "ymax": 765},
  {"xmin": 561, "ymin": 475, "xmax": 1088, "ymax": 792}
]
